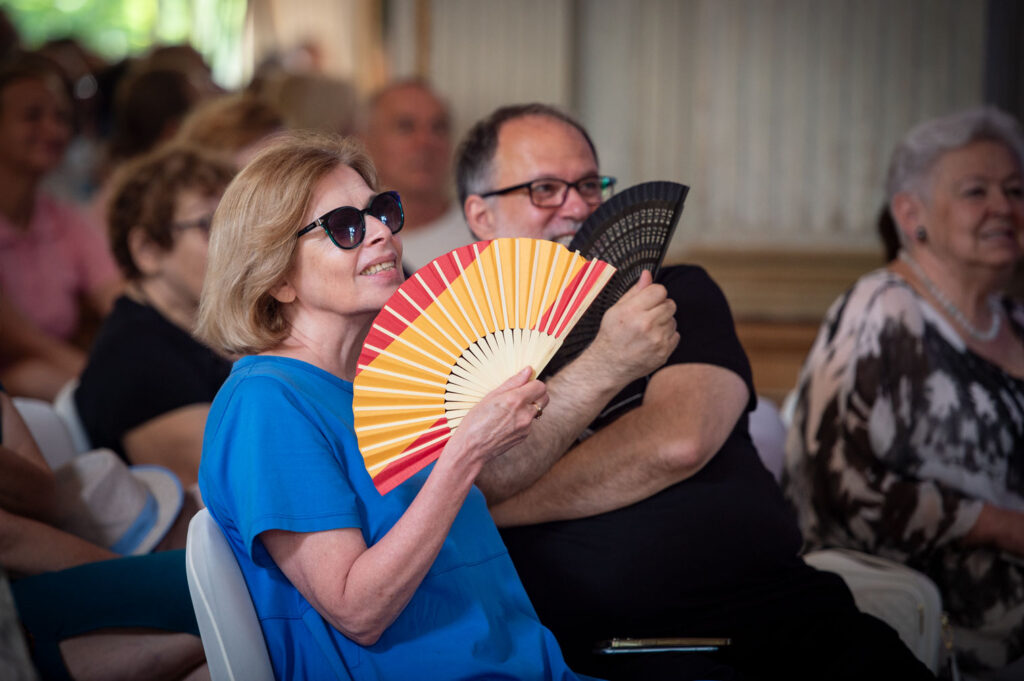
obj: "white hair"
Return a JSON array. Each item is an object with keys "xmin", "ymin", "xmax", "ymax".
[{"xmin": 885, "ymin": 105, "xmax": 1024, "ymax": 203}]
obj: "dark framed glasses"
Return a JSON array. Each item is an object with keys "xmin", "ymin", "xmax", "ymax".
[
  {"xmin": 297, "ymin": 191, "xmax": 404, "ymax": 249},
  {"xmin": 172, "ymin": 213, "xmax": 215, "ymax": 235},
  {"xmin": 480, "ymin": 175, "xmax": 616, "ymax": 208}
]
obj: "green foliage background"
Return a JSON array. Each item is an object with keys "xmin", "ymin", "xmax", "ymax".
[{"xmin": 2, "ymin": 0, "xmax": 247, "ymax": 87}]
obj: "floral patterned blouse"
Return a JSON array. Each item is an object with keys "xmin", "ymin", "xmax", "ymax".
[{"xmin": 783, "ymin": 267, "xmax": 1024, "ymax": 671}]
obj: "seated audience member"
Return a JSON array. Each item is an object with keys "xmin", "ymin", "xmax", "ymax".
[
  {"xmin": 258, "ymin": 70, "xmax": 357, "ymax": 137},
  {"xmin": 37, "ymin": 37, "xmax": 109, "ymax": 204},
  {"xmin": 361, "ymin": 79, "xmax": 469, "ymax": 271},
  {"xmin": 0, "ymin": 385, "xmax": 206, "ymax": 681},
  {"xmin": 88, "ymin": 61, "xmax": 204, "ymax": 239},
  {"xmin": 196, "ymin": 131, "xmax": 589, "ymax": 680},
  {"xmin": 455, "ymin": 103, "xmax": 934, "ymax": 681},
  {"xmin": 173, "ymin": 91, "xmax": 284, "ymax": 168},
  {"xmin": 0, "ymin": 51, "xmax": 121, "ymax": 401},
  {"xmin": 100, "ymin": 65, "xmax": 200, "ymax": 179},
  {"xmin": 142, "ymin": 44, "xmax": 222, "ymax": 100},
  {"xmin": 785, "ymin": 106, "xmax": 1024, "ymax": 675},
  {"xmin": 75, "ymin": 144, "xmax": 234, "ymax": 488}
]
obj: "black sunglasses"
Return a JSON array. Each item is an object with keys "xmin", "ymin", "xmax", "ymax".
[{"xmin": 297, "ymin": 191, "xmax": 404, "ymax": 249}]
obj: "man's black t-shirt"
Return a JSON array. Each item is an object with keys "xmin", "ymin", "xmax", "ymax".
[
  {"xmin": 499, "ymin": 265, "xmax": 804, "ymax": 651},
  {"xmin": 76, "ymin": 296, "xmax": 230, "ymax": 460}
]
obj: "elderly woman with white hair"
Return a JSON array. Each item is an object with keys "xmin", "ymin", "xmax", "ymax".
[{"xmin": 784, "ymin": 106, "xmax": 1024, "ymax": 674}]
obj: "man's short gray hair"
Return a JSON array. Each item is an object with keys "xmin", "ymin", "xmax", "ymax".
[
  {"xmin": 885, "ymin": 105, "xmax": 1024, "ymax": 202},
  {"xmin": 455, "ymin": 103, "xmax": 599, "ymax": 211}
]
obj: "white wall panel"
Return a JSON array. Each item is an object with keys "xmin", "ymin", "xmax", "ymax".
[
  {"xmin": 245, "ymin": 0, "xmax": 383, "ymax": 91},
  {"xmin": 577, "ymin": 0, "xmax": 985, "ymax": 255},
  {"xmin": 429, "ymin": 0, "xmax": 574, "ymax": 144},
  {"xmin": 254, "ymin": 1, "xmax": 986, "ymax": 254}
]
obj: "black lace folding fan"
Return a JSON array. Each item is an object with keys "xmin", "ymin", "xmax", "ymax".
[{"xmin": 544, "ymin": 180, "xmax": 689, "ymax": 375}]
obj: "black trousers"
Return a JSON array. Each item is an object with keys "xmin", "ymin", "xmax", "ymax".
[{"xmin": 561, "ymin": 566, "xmax": 936, "ymax": 681}]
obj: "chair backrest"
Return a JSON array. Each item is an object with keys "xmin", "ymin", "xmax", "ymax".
[
  {"xmin": 0, "ymin": 567, "xmax": 39, "ymax": 681},
  {"xmin": 748, "ymin": 395, "xmax": 786, "ymax": 482},
  {"xmin": 185, "ymin": 508, "xmax": 275, "ymax": 681},
  {"xmin": 53, "ymin": 379, "xmax": 91, "ymax": 454},
  {"xmin": 12, "ymin": 397, "xmax": 78, "ymax": 470}
]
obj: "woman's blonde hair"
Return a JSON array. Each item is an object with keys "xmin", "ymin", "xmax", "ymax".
[{"xmin": 196, "ymin": 130, "xmax": 377, "ymax": 355}]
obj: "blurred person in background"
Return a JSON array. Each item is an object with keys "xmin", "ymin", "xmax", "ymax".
[
  {"xmin": 247, "ymin": 40, "xmax": 325, "ymax": 97},
  {"xmin": 0, "ymin": 51, "xmax": 120, "ymax": 401},
  {"xmin": 785, "ymin": 106, "xmax": 1024, "ymax": 676},
  {"xmin": 75, "ymin": 144, "xmax": 235, "ymax": 489},
  {"xmin": 38, "ymin": 37, "xmax": 108, "ymax": 203},
  {"xmin": 1, "ymin": 384, "xmax": 207, "ymax": 681},
  {"xmin": 361, "ymin": 79, "xmax": 469, "ymax": 272},
  {"xmin": 142, "ymin": 44, "xmax": 221, "ymax": 100},
  {"xmin": 97, "ymin": 65, "xmax": 199, "ymax": 181},
  {"xmin": 258, "ymin": 70, "xmax": 357, "ymax": 138},
  {"xmin": 173, "ymin": 91, "xmax": 284, "ymax": 168},
  {"xmin": 89, "ymin": 46, "xmax": 214, "ymax": 235}
]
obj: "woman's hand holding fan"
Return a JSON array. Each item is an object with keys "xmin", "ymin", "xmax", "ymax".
[
  {"xmin": 434, "ymin": 367, "xmax": 548, "ymax": 479},
  {"xmin": 354, "ymin": 238, "xmax": 614, "ymax": 494}
]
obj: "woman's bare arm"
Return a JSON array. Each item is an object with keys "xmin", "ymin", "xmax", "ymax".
[{"xmin": 262, "ymin": 368, "xmax": 546, "ymax": 645}]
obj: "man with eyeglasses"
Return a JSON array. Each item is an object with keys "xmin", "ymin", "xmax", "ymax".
[{"xmin": 454, "ymin": 104, "xmax": 934, "ymax": 681}]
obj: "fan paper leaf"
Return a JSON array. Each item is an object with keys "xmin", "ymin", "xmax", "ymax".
[
  {"xmin": 354, "ymin": 238, "xmax": 615, "ymax": 494},
  {"xmin": 544, "ymin": 181, "xmax": 689, "ymax": 376}
]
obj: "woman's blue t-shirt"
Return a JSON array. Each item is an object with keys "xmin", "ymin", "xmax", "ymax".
[{"xmin": 199, "ymin": 355, "xmax": 588, "ymax": 681}]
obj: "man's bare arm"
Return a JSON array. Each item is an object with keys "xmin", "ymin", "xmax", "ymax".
[
  {"xmin": 489, "ymin": 362, "xmax": 749, "ymax": 526},
  {"xmin": 475, "ymin": 271, "xmax": 679, "ymax": 503},
  {"xmin": 473, "ymin": 347, "xmax": 626, "ymax": 501}
]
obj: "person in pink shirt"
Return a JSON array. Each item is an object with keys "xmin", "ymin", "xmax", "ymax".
[{"xmin": 0, "ymin": 51, "xmax": 120, "ymax": 400}]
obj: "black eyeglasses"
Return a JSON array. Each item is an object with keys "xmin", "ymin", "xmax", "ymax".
[
  {"xmin": 172, "ymin": 213, "xmax": 215, "ymax": 235},
  {"xmin": 297, "ymin": 191, "xmax": 404, "ymax": 249},
  {"xmin": 479, "ymin": 175, "xmax": 616, "ymax": 208}
]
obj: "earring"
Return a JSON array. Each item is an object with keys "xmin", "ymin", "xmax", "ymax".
[{"xmin": 914, "ymin": 226, "xmax": 927, "ymax": 243}]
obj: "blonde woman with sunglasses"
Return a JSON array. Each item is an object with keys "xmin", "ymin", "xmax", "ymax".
[{"xmin": 195, "ymin": 131, "xmax": 591, "ymax": 681}]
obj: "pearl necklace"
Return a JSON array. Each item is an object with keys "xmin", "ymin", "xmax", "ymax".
[{"xmin": 899, "ymin": 251, "xmax": 1003, "ymax": 342}]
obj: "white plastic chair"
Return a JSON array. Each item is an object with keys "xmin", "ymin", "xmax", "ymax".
[
  {"xmin": 748, "ymin": 395, "xmax": 787, "ymax": 482},
  {"xmin": 804, "ymin": 548, "xmax": 943, "ymax": 674},
  {"xmin": 53, "ymin": 379, "xmax": 91, "ymax": 454},
  {"xmin": 185, "ymin": 509, "xmax": 275, "ymax": 681},
  {"xmin": 11, "ymin": 397, "xmax": 78, "ymax": 469}
]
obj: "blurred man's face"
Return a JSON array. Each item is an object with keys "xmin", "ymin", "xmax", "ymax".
[
  {"xmin": 472, "ymin": 115, "xmax": 600, "ymax": 245},
  {"xmin": 365, "ymin": 84, "xmax": 451, "ymax": 200}
]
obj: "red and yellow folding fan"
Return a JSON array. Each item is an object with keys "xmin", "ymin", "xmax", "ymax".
[{"xmin": 353, "ymin": 238, "xmax": 615, "ymax": 494}]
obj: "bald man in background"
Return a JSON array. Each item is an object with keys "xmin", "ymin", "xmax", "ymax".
[{"xmin": 361, "ymin": 79, "xmax": 471, "ymax": 272}]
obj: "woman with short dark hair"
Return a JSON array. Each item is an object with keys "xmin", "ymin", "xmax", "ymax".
[{"xmin": 75, "ymin": 143, "xmax": 234, "ymax": 488}]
